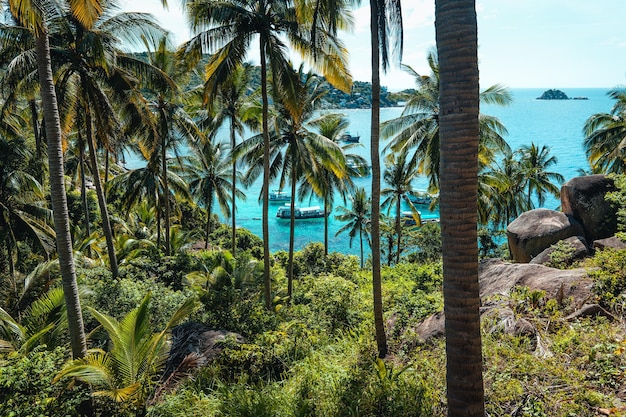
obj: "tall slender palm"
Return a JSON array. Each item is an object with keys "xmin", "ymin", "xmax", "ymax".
[
  {"xmin": 299, "ymin": 114, "xmax": 364, "ymax": 255},
  {"xmin": 381, "ymin": 149, "xmax": 420, "ymax": 264},
  {"xmin": 381, "ymin": 50, "xmax": 512, "ymax": 192},
  {"xmin": 435, "ymin": 0, "xmax": 484, "ymax": 415},
  {"xmin": 204, "ymin": 62, "xmax": 257, "ymax": 256},
  {"xmin": 239, "ymin": 68, "xmax": 346, "ymax": 297},
  {"xmin": 335, "ymin": 187, "xmax": 371, "ymax": 269},
  {"xmin": 183, "ymin": 139, "xmax": 244, "ymax": 249},
  {"xmin": 141, "ymin": 35, "xmax": 201, "ymax": 256},
  {"xmin": 583, "ymin": 87, "xmax": 626, "ymax": 174},
  {"xmin": 369, "ymin": 0, "xmax": 403, "ymax": 359},
  {"xmin": 517, "ymin": 143, "xmax": 564, "ymax": 208},
  {"xmin": 178, "ymin": 0, "xmax": 352, "ymax": 310},
  {"xmin": 8, "ymin": 0, "xmax": 88, "ymax": 360}
]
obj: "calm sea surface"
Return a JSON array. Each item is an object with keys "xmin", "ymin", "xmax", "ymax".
[{"xmin": 126, "ymin": 88, "xmax": 616, "ymax": 256}]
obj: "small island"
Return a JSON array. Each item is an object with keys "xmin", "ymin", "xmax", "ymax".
[{"xmin": 537, "ymin": 89, "xmax": 588, "ymax": 100}]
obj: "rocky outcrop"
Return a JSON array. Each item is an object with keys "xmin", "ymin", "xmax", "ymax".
[
  {"xmin": 560, "ymin": 175, "xmax": 617, "ymax": 242},
  {"xmin": 593, "ymin": 236, "xmax": 626, "ymax": 251},
  {"xmin": 537, "ymin": 89, "xmax": 569, "ymax": 100},
  {"xmin": 413, "ymin": 259, "xmax": 593, "ymax": 344},
  {"xmin": 507, "ymin": 209, "xmax": 584, "ymax": 263},
  {"xmin": 529, "ymin": 235, "xmax": 589, "ymax": 265}
]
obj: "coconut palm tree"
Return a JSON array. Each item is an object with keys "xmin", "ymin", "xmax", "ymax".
[
  {"xmin": 368, "ymin": 0, "xmax": 403, "ymax": 359},
  {"xmin": 517, "ymin": 142, "xmax": 564, "ymax": 208},
  {"xmin": 299, "ymin": 113, "xmax": 365, "ymax": 255},
  {"xmin": 177, "ymin": 0, "xmax": 352, "ymax": 310},
  {"xmin": 583, "ymin": 87, "xmax": 626, "ymax": 174},
  {"xmin": 381, "ymin": 149, "xmax": 421, "ymax": 264},
  {"xmin": 0, "ymin": 135, "xmax": 54, "ymax": 282},
  {"xmin": 182, "ymin": 139, "xmax": 244, "ymax": 249},
  {"xmin": 203, "ymin": 62, "xmax": 257, "ymax": 256},
  {"xmin": 238, "ymin": 68, "xmax": 346, "ymax": 298},
  {"xmin": 335, "ymin": 187, "xmax": 371, "ymax": 269},
  {"xmin": 381, "ymin": 50, "xmax": 512, "ymax": 193},
  {"xmin": 7, "ymin": 0, "xmax": 89, "ymax": 360},
  {"xmin": 435, "ymin": 0, "xmax": 485, "ymax": 414}
]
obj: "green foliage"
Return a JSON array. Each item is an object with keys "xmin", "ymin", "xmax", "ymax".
[
  {"xmin": 405, "ymin": 222, "xmax": 442, "ymax": 263},
  {"xmin": 209, "ymin": 225, "xmax": 264, "ymax": 259},
  {"xmin": 0, "ymin": 346, "xmax": 88, "ymax": 417},
  {"xmin": 586, "ymin": 248, "xmax": 626, "ymax": 308},
  {"xmin": 546, "ymin": 240, "xmax": 576, "ymax": 269}
]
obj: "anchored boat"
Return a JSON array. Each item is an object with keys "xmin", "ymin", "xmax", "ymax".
[{"xmin": 276, "ymin": 204, "xmax": 325, "ymax": 219}]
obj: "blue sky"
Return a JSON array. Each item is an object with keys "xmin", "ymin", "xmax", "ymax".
[{"xmin": 121, "ymin": 0, "xmax": 626, "ymax": 91}]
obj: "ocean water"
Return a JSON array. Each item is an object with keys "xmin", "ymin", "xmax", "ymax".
[{"xmin": 125, "ymin": 88, "xmax": 616, "ymax": 256}]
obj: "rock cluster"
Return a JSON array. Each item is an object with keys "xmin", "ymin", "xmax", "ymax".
[{"xmin": 507, "ymin": 175, "xmax": 618, "ymax": 265}]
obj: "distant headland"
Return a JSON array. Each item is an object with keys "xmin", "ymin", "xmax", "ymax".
[{"xmin": 537, "ymin": 89, "xmax": 589, "ymax": 100}]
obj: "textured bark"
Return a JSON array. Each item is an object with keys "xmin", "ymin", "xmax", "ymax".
[
  {"xmin": 260, "ymin": 38, "xmax": 272, "ymax": 311},
  {"xmin": 370, "ymin": 0, "xmax": 387, "ymax": 358},
  {"xmin": 35, "ymin": 30, "xmax": 88, "ymax": 360},
  {"xmin": 85, "ymin": 108, "xmax": 118, "ymax": 278},
  {"xmin": 435, "ymin": 0, "xmax": 485, "ymax": 415},
  {"xmin": 230, "ymin": 120, "xmax": 237, "ymax": 255}
]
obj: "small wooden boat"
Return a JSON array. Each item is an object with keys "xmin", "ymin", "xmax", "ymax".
[{"xmin": 276, "ymin": 204, "xmax": 325, "ymax": 219}]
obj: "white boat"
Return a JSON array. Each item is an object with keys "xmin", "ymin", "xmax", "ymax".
[
  {"xmin": 408, "ymin": 191, "xmax": 437, "ymax": 205},
  {"xmin": 340, "ymin": 133, "xmax": 360, "ymax": 143},
  {"xmin": 268, "ymin": 190, "xmax": 291, "ymax": 202},
  {"xmin": 276, "ymin": 204, "xmax": 325, "ymax": 219}
]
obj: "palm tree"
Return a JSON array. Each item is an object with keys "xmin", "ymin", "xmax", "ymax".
[
  {"xmin": 517, "ymin": 143, "xmax": 564, "ymax": 208},
  {"xmin": 140, "ymin": 35, "xmax": 201, "ymax": 256},
  {"xmin": 381, "ymin": 149, "xmax": 420, "ymax": 264},
  {"xmin": 435, "ymin": 0, "xmax": 484, "ymax": 415},
  {"xmin": 183, "ymin": 139, "xmax": 244, "ymax": 249},
  {"xmin": 203, "ymin": 62, "xmax": 257, "ymax": 256},
  {"xmin": 369, "ymin": 0, "xmax": 403, "ymax": 359},
  {"xmin": 7, "ymin": 0, "xmax": 89, "ymax": 360},
  {"xmin": 0, "ymin": 135, "xmax": 54, "ymax": 284},
  {"xmin": 335, "ymin": 187, "xmax": 371, "ymax": 269},
  {"xmin": 178, "ymin": 0, "xmax": 352, "ymax": 310},
  {"xmin": 299, "ymin": 114, "xmax": 365, "ymax": 255},
  {"xmin": 583, "ymin": 87, "xmax": 626, "ymax": 174},
  {"xmin": 381, "ymin": 50, "xmax": 512, "ymax": 193},
  {"xmin": 54, "ymin": 294, "xmax": 195, "ymax": 413},
  {"xmin": 238, "ymin": 68, "xmax": 346, "ymax": 298}
]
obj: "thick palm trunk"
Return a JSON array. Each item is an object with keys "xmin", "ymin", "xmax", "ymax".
[
  {"xmin": 85, "ymin": 108, "xmax": 119, "ymax": 279},
  {"xmin": 435, "ymin": 1, "xmax": 485, "ymax": 415},
  {"xmin": 370, "ymin": 0, "xmax": 387, "ymax": 359},
  {"xmin": 230, "ymin": 120, "xmax": 237, "ymax": 255},
  {"xmin": 35, "ymin": 31, "xmax": 87, "ymax": 360},
  {"xmin": 260, "ymin": 40, "xmax": 272, "ymax": 311}
]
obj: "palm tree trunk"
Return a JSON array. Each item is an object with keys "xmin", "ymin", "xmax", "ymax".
[
  {"xmin": 85, "ymin": 107, "xmax": 119, "ymax": 279},
  {"xmin": 359, "ymin": 228, "xmax": 364, "ymax": 269},
  {"xmin": 395, "ymin": 197, "xmax": 402, "ymax": 264},
  {"xmin": 324, "ymin": 194, "xmax": 329, "ymax": 256},
  {"xmin": 35, "ymin": 30, "xmax": 87, "ymax": 360},
  {"xmin": 205, "ymin": 190, "xmax": 214, "ymax": 248},
  {"xmin": 260, "ymin": 38, "xmax": 272, "ymax": 311},
  {"xmin": 435, "ymin": 0, "xmax": 485, "ymax": 415},
  {"xmin": 161, "ymin": 133, "xmax": 171, "ymax": 256},
  {"xmin": 370, "ymin": 0, "xmax": 387, "ymax": 359},
  {"xmin": 230, "ymin": 120, "xmax": 237, "ymax": 256},
  {"xmin": 78, "ymin": 131, "xmax": 91, "ymax": 250},
  {"xmin": 287, "ymin": 153, "xmax": 297, "ymax": 299}
]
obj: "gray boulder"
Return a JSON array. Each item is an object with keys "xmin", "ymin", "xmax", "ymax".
[
  {"xmin": 529, "ymin": 235, "xmax": 589, "ymax": 265},
  {"xmin": 507, "ymin": 208, "xmax": 584, "ymax": 263},
  {"xmin": 560, "ymin": 175, "xmax": 617, "ymax": 242},
  {"xmin": 593, "ymin": 236, "xmax": 626, "ymax": 251}
]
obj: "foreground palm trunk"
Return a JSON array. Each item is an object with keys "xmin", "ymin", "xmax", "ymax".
[
  {"xmin": 435, "ymin": 0, "xmax": 485, "ymax": 415},
  {"xmin": 370, "ymin": 0, "xmax": 388, "ymax": 359},
  {"xmin": 260, "ymin": 40, "xmax": 272, "ymax": 311},
  {"xmin": 36, "ymin": 30, "xmax": 88, "ymax": 360}
]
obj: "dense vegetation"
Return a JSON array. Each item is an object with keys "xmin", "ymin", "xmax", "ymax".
[{"xmin": 2, "ymin": 0, "xmax": 626, "ymax": 416}]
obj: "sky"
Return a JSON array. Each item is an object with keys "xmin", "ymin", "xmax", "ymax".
[{"xmin": 120, "ymin": 0, "xmax": 626, "ymax": 91}]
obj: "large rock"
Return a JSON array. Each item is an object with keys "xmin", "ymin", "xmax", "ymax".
[
  {"xmin": 413, "ymin": 259, "xmax": 593, "ymax": 343},
  {"xmin": 560, "ymin": 175, "xmax": 617, "ymax": 242},
  {"xmin": 507, "ymin": 208, "xmax": 584, "ymax": 263},
  {"xmin": 529, "ymin": 235, "xmax": 589, "ymax": 265}
]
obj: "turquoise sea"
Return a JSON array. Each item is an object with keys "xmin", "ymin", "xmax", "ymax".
[{"xmin": 126, "ymin": 88, "xmax": 617, "ymax": 256}]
